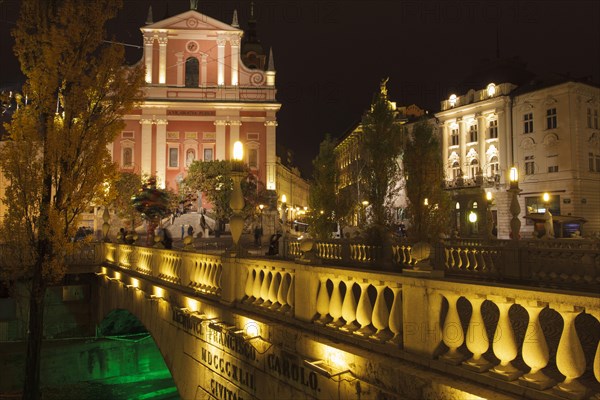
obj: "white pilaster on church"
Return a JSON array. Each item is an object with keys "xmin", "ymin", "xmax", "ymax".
[
  {"xmin": 265, "ymin": 118, "xmax": 277, "ymax": 190},
  {"xmin": 214, "ymin": 119, "xmax": 227, "ymax": 160},
  {"xmin": 155, "ymin": 119, "xmax": 167, "ymax": 189},
  {"xmin": 143, "ymin": 36, "xmax": 154, "ymax": 84},
  {"xmin": 217, "ymin": 36, "xmax": 226, "ymax": 86},
  {"xmin": 176, "ymin": 52, "xmax": 184, "ymax": 86},
  {"xmin": 229, "ymin": 120, "xmax": 241, "ymax": 155},
  {"xmin": 442, "ymin": 123, "xmax": 449, "ymax": 172},
  {"xmin": 140, "ymin": 119, "xmax": 153, "ymax": 176},
  {"xmin": 230, "ymin": 36, "xmax": 240, "ymax": 86},
  {"xmin": 158, "ymin": 35, "xmax": 168, "ymax": 85}
]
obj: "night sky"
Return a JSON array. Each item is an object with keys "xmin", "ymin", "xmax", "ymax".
[{"xmin": 1, "ymin": 0, "xmax": 599, "ymax": 177}]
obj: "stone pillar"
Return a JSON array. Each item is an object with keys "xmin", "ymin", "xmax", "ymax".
[
  {"xmin": 355, "ymin": 281, "xmax": 374, "ymax": 336},
  {"xmin": 441, "ymin": 123, "xmax": 449, "ymax": 176},
  {"xmin": 155, "ymin": 119, "xmax": 167, "ymax": 189},
  {"xmin": 288, "ymin": 267, "xmax": 319, "ymax": 322},
  {"xmin": 388, "ymin": 286, "xmax": 402, "ymax": 344},
  {"xmin": 518, "ymin": 300, "xmax": 554, "ymax": 390},
  {"xmin": 140, "ymin": 119, "xmax": 153, "ymax": 177},
  {"xmin": 489, "ymin": 296, "xmax": 522, "ymax": 380},
  {"xmin": 463, "ymin": 295, "xmax": 492, "ymax": 372},
  {"xmin": 229, "ymin": 120, "xmax": 241, "ymax": 157},
  {"xmin": 214, "ymin": 119, "xmax": 227, "ymax": 160},
  {"xmin": 158, "ymin": 35, "xmax": 168, "ymax": 85},
  {"xmin": 230, "ymin": 36, "xmax": 240, "ymax": 86},
  {"xmin": 175, "ymin": 52, "xmax": 184, "ymax": 86},
  {"xmin": 327, "ymin": 277, "xmax": 343, "ymax": 327},
  {"xmin": 440, "ymin": 292, "xmax": 466, "ymax": 365},
  {"xmin": 143, "ymin": 35, "xmax": 154, "ymax": 84},
  {"xmin": 458, "ymin": 118, "xmax": 466, "ymax": 174},
  {"xmin": 265, "ymin": 119, "xmax": 277, "ymax": 190},
  {"xmin": 200, "ymin": 54, "xmax": 208, "ymax": 86},
  {"xmin": 216, "ymin": 36, "xmax": 226, "ymax": 86},
  {"xmin": 403, "ymin": 285, "xmax": 442, "ymax": 358},
  {"xmin": 340, "ymin": 279, "xmax": 358, "ymax": 332},
  {"xmin": 478, "ymin": 114, "xmax": 486, "ymax": 174},
  {"xmin": 553, "ymin": 305, "xmax": 587, "ymax": 399}
]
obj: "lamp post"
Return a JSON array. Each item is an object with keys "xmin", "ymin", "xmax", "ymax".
[
  {"xmin": 486, "ymin": 191, "xmax": 495, "ymax": 239},
  {"xmin": 507, "ymin": 167, "xmax": 521, "ymax": 240},
  {"xmin": 229, "ymin": 141, "xmax": 245, "ymax": 255},
  {"xmin": 259, "ymin": 204, "xmax": 264, "ymax": 231}
]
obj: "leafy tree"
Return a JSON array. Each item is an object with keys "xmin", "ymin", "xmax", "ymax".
[
  {"xmin": 183, "ymin": 160, "xmax": 260, "ymax": 231},
  {"xmin": 308, "ymin": 135, "xmax": 351, "ymax": 239},
  {"xmin": 403, "ymin": 119, "xmax": 452, "ymax": 241},
  {"xmin": 0, "ymin": 1, "xmax": 144, "ymax": 398},
  {"xmin": 132, "ymin": 176, "xmax": 170, "ymax": 244},
  {"xmin": 360, "ymin": 79, "xmax": 404, "ymax": 240},
  {"xmin": 107, "ymin": 171, "xmax": 143, "ymax": 230}
]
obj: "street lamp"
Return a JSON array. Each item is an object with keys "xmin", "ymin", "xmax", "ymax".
[
  {"xmin": 486, "ymin": 191, "xmax": 495, "ymax": 239},
  {"xmin": 507, "ymin": 167, "xmax": 521, "ymax": 240},
  {"xmin": 229, "ymin": 141, "xmax": 245, "ymax": 255},
  {"xmin": 259, "ymin": 204, "xmax": 264, "ymax": 231}
]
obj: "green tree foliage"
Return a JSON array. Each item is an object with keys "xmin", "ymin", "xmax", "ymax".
[
  {"xmin": 183, "ymin": 160, "xmax": 260, "ymax": 230},
  {"xmin": 0, "ymin": 1, "xmax": 144, "ymax": 398},
  {"xmin": 132, "ymin": 176, "xmax": 170, "ymax": 243},
  {"xmin": 360, "ymin": 79, "xmax": 404, "ymax": 240},
  {"xmin": 108, "ymin": 171, "xmax": 143, "ymax": 229},
  {"xmin": 308, "ymin": 135, "xmax": 350, "ymax": 239},
  {"xmin": 403, "ymin": 120, "xmax": 452, "ymax": 241}
]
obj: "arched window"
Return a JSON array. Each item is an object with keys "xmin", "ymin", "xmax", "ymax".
[
  {"xmin": 488, "ymin": 156, "xmax": 499, "ymax": 177},
  {"xmin": 451, "ymin": 161, "xmax": 461, "ymax": 179},
  {"xmin": 185, "ymin": 57, "xmax": 199, "ymax": 87},
  {"xmin": 469, "ymin": 159, "xmax": 479, "ymax": 178}
]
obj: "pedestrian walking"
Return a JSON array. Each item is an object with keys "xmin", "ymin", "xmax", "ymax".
[
  {"xmin": 187, "ymin": 225, "xmax": 194, "ymax": 238},
  {"xmin": 254, "ymin": 225, "xmax": 261, "ymax": 247},
  {"xmin": 181, "ymin": 224, "xmax": 185, "ymax": 240}
]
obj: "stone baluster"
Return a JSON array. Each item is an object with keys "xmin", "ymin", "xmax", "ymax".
[
  {"xmin": 340, "ymin": 280, "xmax": 358, "ymax": 332},
  {"xmin": 285, "ymin": 275, "xmax": 294, "ymax": 315},
  {"xmin": 244, "ymin": 266, "xmax": 255, "ymax": 301},
  {"xmin": 462, "ymin": 295, "xmax": 491, "ymax": 372},
  {"xmin": 517, "ymin": 300, "xmax": 554, "ymax": 390},
  {"xmin": 553, "ymin": 305, "xmax": 588, "ymax": 399},
  {"xmin": 327, "ymin": 278, "xmax": 344, "ymax": 328},
  {"xmin": 252, "ymin": 268, "xmax": 264, "ymax": 304},
  {"xmin": 488, "ymin": 296, "xmax": 522, "ymax": 380},
  {"xmin": 259, "ymin": 270, "xmax": 272, "ymax": 305},
  {"xmin": 440, "ymin": 292, "xmax": 466, "ymax": 365},
  {"xmin": 315, "ymin": 276, "xmax": 331, "ymax": 324},
  {"xmin": 266, "ymin": 271, "xmax": 281, "ymax": 309},
  {"xmin": 370, "ymin": 283, "xmax": 391, "ymax": 342},
  {"xmin": 354, "ymin": 281, "xmax": 374, "ymax": 336},
  {"xmin": 590, "ymin": 310, "xmax": 600, "ymax": 387},
  {"xmin": 277, "ymin": 272, "xmax": 290, "ymax": 312},
  {"xmin": 388, "ymin": 286, "xmax": 402, "ymax": 344}
]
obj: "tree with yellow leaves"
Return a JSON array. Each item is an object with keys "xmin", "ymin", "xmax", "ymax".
[{"xmin": 0, "ymin": 0, "xmax": 144, "ymax": 398}]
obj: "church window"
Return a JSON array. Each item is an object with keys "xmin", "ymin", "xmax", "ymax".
[
  {"xmin": 185, "ymin": 57, "xmax": 199, "ymax": 87},
  {"xmin": 489, "ymin": 120, "xmax": 498, "ymax": 139},
  {"xmin": 169, "ymin": 147, "xmax": 179, "ymax": 168},
  {"xmin": 450, "ymin": 129, "xmax": 459, "ymax": 146},
  {"xmin": 469, "ymin": 124, "xmax": 478, "ymax": 142}
]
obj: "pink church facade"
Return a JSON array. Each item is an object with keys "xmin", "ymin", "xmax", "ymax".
[{"xmin": 110, "ymin": 8, "xmax": 279, "ymax": 193}]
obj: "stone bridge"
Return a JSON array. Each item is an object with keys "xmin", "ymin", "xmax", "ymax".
[{"xmin": 84, "ymin": 238, "xmax": 600, "ymax": 400}]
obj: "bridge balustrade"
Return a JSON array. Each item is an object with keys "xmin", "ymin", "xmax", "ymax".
[{"xmin": 69, "ymin": 241, "xmax": 600, "ymax": 398}]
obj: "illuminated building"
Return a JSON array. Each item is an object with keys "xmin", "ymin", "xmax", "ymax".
[
  {"xmin": 437, "ymin": 64, "xmax": 600, "ymax": 238},
  {"xmin": 335, "ymin": 104, "xmax": 428, "ymax": 227},
  {"xmin": 111, "ymin": 4, "xmax": 280, "ymax": 195}
]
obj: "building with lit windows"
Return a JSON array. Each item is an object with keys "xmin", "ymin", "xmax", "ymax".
[
  {"xmin": 275, "ymin": 159, "xmax": 310, "ymax": 223},
  {"xmin": 437, "ymin": 69, "xmax": 600, "ymax": 238},
  {"xmin": 335, "ymin": 104, "xmax": 427, "ymax": 228},
  {"xmin": 111, "ymin": 4, "xmax": 280, "ymax": 198}
]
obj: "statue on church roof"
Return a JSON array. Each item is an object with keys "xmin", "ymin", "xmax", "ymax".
[
  {"xmin": 190, "ymin": 0, "xmax": 199, "ymax": 11},
  {"xmin": 380, "ymin": 77, "xmax": 389, "ymax": 99}
]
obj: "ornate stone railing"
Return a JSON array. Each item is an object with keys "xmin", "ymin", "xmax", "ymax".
[
  {"xmin": 93, "ymin": 243, "xmax": 600, "ymax": 399},
  {"xmin": 103, "ymin": 243, "xmax": 223, "ymax": 296},
  {"xmin": 283, "ymin": 237, "xmax": 600, "ymax": 293}
]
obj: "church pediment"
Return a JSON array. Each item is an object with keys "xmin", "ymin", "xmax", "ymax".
[{"xmin": 143, "ymin": 10, "xmax": 241, "ymax": 33}]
